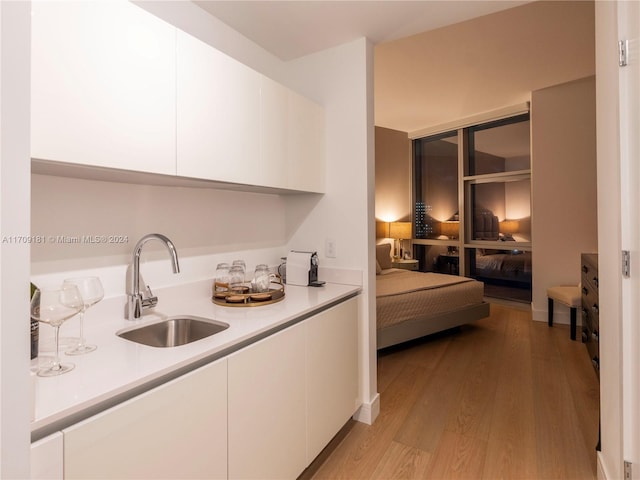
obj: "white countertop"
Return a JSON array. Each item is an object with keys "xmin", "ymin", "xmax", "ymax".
[{"xmin": 31, "ymin": 279, "xmax": 360, "ymax": 440}]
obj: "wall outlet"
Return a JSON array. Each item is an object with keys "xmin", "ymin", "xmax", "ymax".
[{"xmin": 325, "ymin": 238, "xmax": 336, "ymax": 258}]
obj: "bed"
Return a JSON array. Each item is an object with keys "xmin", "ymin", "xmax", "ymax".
[{"xmin": 376, "ymin": 243, "xmax": 489, "ymax": 349}]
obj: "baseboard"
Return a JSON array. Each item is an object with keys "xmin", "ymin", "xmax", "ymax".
[
  {"xmin": 532, "ymin": 306, "xmax": 582, "ymax": 326},
  {"xmin": 352, "ymin": 393, "xmax": 380, "ymax": 425},
  {"xmin": 597, "ymin": 451, "xmax": 608, "ymax": 480}
]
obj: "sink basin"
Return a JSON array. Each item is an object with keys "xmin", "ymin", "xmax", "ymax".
[{"xmin": 117, "ymin": 315, "xmax": 229, "ymax": 347}]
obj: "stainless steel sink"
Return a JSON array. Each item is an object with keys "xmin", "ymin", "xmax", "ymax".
[{"xmin": 117, "ymin": 315, "xmax": 229, "ymax": 347}]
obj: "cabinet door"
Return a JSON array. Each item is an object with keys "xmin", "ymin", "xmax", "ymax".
[
  {"xmin": 228, "ymin": 323, "xmax": 307, "ymax": 479},
  {"xmin": 259, "ymin": 76, "xmax": 289, "ymax": 189},
  {"xmin": 287, "ymin": 91, "xmax": 325, "ymax": 193},
  {"xmin": 260, "ymin": 77, "xmax": 326, "ymax": 192},
  {"xmin": 31, "ymin": 432, "xmax": 63, "ymax": 480},
  {"xmin": 31, "ymin": 1, "xmax": 176, "ymax": 174},
  {"xmin": 177, "ymin": 31, "xmax": 261, "ymax": 184},
  {"xmin": 306, "ymin": 297, "xmax": 360, "ymax": 462},
  {"xmin": 63, "ymin": 358, "xmax": 227, "ymax": 479}
]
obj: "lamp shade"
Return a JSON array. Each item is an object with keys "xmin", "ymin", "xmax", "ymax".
[
  {"xmin": 375, "ymin": 221, "xmax": 390, "ymax": 239},
  {"xmin": 389, "ymin": 222, "xmax": 411, "ymax": 239},
  {"xmin": 500, "ymin": 219, "xmax": 520, "ymax": 235},
  {"xmin": 440, "ymin": 221, "xmax": 459, "ymax": 238}
]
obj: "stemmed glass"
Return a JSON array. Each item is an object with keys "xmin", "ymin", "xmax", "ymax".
[
  {"xmin": 30, "ymin": 285, "xmax": 83, "ymax": 377},
  {"xmin": 62, "ymin": 276, "xmax": 104, "ymax": 355}
]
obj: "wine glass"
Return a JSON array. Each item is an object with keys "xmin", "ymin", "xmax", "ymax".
[
  {"xmin": 62, "ymin": 276, "xmax": 104, "ymax": 355},
  {"xmin": 31, "ymin": 285, "xmax": 83, "ymax": 377}
]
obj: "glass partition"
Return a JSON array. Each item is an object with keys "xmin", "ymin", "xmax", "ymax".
[{"xmin": 411, "ymin": 112, "xmax": 532, "ymax": 303}]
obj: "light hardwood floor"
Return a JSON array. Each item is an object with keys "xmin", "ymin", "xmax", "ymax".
[{"xmin": 308, "ymin": 303, "xmax": 600, "ymax": 479}]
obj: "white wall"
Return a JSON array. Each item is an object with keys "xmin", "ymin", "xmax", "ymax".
[
  {"xmin": 31, "ymin": 174, "xmax": 287, "ymax": 275},
  {"xmin": 530, "ymin": 76, "xmax": 598, "ymax": 324},
  {"xmin": 0, "ymin": 1, "xmax": 32, "ymax": 476},
  {"xmin": 283, "ymin": 38, "xmax": 378, "ymax": 419}
]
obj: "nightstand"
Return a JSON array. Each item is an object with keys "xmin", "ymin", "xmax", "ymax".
[
  {"xmin": 438, "ymin": 253, "xmax": 459, "ymax": 275},
  {"xmin": 391, "ymin": 259, "xmax": 419, "ymax": 271}
]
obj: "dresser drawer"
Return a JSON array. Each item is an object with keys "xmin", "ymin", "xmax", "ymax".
[
  {"xmin": 581, "ymin": 254, "xmax": 599, "ymax": 291},
  {"xmin": 581, "ymin": 285, "xmax": 599, "ymax": 324},
  {"xmin": 581, "ymin": 253, "xmax": 599, "ymax": 379},
  {"xmin": 582, "ymin": 311, "xmax": 599, "ymax": 342}
]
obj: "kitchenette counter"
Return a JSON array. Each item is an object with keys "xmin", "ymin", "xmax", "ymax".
[{"xmin": 31, "ymin": 279, "xmax": 361, "ymax": 441}]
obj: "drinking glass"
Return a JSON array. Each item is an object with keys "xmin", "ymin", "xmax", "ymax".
[
  {"xmin": 253, "ymin": 264, "xmax": 272, "ymax": 292},
  {"xmin": 232, "ymin": 260, "xmax": 246, "ymax": 276},
  {"xmin": 228, "ymin": 265, "xmax": 245, "ymax": 291},
  {"xmin": 62, "ymin": 276, "xmax": 104, "ymax": 355},
  {"xmin": 31, "ymin": 285, "xmax": 83, "ymax": 377},
  {"xmin": 214, "ymin": 263, "xmax": 230, "ymax": 293}
]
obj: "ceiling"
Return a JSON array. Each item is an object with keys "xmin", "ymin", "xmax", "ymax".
[
  {"xmin": 194, "ymin": 1, "xmax": 595, "ymax": 134},
  {"xmin": 194, "ymin": 1, "xmax": 530, "ymax": 62}
]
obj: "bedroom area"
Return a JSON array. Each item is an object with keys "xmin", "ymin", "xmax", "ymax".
[
  {"xmin": 352, "ymin": 2, "xmax": 601, "ymax": 476},
  {"xmin": 374, "ymin": 0, "xmax": 598, "ymax": 323}
]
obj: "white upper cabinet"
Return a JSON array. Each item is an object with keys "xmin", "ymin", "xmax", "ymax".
[
  {"xmin": 31, "ymin": 2, "xmax": 325, "ymax": 192},
  {"xmin": 31, "ymin": 1, "xmax": 176, "ymax": 175},
  {"xmin": 260, "ymin": 77, "xmax": 326, "ymax": 193},
  {"xmin": 176, "ymin": 31, "xmax": 261, "ymax": 185},
  {"xmin": 287, "ymin": 90, "xmax": 325, "ymax": 193},
  {"xmin": 259, "ymin": 76, "xmax": 289, "ymax": 189}
]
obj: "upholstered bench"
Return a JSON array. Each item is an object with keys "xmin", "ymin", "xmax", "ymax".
[{"xmin": 547, "ymin": 285, "xmax": 581, "ymax": 341}]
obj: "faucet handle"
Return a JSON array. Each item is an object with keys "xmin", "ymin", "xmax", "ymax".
[{"xmin": 142, "ymin": 285, "xmax": 158, "ymax": 310}]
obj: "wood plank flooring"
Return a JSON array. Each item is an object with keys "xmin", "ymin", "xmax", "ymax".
[{"xmin": 308, "ymin": 304, "xmax": 600, "ymax": 479}]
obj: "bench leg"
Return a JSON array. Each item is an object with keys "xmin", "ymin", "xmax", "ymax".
[
  {"xmin": 548, "ymin": 297, "xmax": 554, "ymax": 327},
  {"xmin": 570, "ymin": 307, "xmax": 577, "ymax": 341}
]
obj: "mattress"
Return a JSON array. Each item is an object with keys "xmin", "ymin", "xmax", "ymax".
[{"xmin": 376, "ymin": 269, "xmax": 485, "ymax": 330}]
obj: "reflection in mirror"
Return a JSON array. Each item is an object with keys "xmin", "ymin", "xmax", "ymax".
[{"xmin": 468, "ymin": 114, "xmax": 530, "ymax": 176}]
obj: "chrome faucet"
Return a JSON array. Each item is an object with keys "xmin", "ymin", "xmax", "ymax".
[{"xmin": 126, "ymin": 233, "xmax": 180, "ymax": 320}]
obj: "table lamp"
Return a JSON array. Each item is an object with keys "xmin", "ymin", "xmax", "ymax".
[{"xmin": 389, "ymin": 222, "xmax": 411, "ymax": 258}]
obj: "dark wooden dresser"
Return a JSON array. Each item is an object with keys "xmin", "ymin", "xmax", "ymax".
[{"xmin": 581, "ymin": 253, "xmax": 599, "ymax": 378}]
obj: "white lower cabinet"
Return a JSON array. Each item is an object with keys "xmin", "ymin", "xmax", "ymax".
[
  {"xmin": 42, "ymin": 297, "xmax": 358, "ymax": 479},
  {"xmin": 62, "ymin": 358, "xmax": 227, "ymax": 479},
  {"xmin": 227, "ymin": 296, "xmax": 359, "ymax": 479},
  {"xmin": 31, "ymin": 432, "xmax": 63, "ymax": 480},
  {"xmin": 306, "ymin": 298, "xmax": 359, "ymax": 462},
  {"xmin": 228, "ymin": 323, "xmax": 307, "ymax": 479}
]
